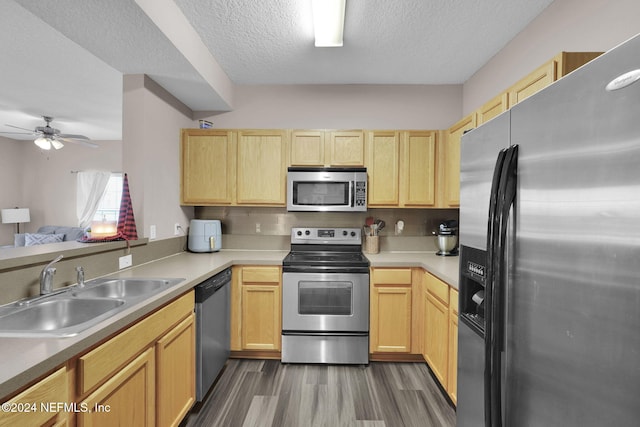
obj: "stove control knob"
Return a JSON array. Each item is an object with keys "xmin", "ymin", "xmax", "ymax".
[
  {"xmin": 296, "ymin": 230, "xmax": 302, "ymax": 236},
  {"xmin": 343, "ymin": 230, "xmax": 348, "ymax": 236},
  {"xmin": 305, "ymin": 230, "xmax": 310, "ymax": 236},
  {"xmin": 351, "ymin": 231, "xmax": 356, "ymax": 237}
]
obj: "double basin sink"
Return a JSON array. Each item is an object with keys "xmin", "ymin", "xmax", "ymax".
[{"xmin": 0, "ymin": 277, "xmax": 185, "ymax": 337}]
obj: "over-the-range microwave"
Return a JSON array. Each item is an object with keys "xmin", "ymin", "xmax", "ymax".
[{"xmin": 287, "ymin": 167, "xmax": 367, "ymax": 212}]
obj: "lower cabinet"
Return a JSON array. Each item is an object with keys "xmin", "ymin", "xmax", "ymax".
[
  {"xmin": 231, "ymin": 265, "xmax": 282, "ymax": 352},
  {"xmin": 0, "ymin": 366, "xmax": 69, "ymax": 427},
  {"xmin": 78, "ymin": 347, "xmax": 156, "ymax": 427},
  {"xmin": 370, "ymin": 268, "xmax": 413, "ymax": 353},
  {"xmin": 76, "ymin": 290, "xmax": 194, "ymax": 427},
  {"xmin": 448, "ymin": 287, "xmax": 459, "ymax": 404},
  {"xmin": 423, "ymin": 272, "xmax": 450, "ymax": 386}
]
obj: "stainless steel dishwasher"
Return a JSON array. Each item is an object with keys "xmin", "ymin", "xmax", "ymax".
[{"xmin": 195, "ymin": 267, "xmax": 231, "ymax": 401}]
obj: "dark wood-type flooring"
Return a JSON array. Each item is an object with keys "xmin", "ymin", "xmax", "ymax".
[{"xmin": 181, "ymin": 359, "xmax": 456, "ymax": 427}]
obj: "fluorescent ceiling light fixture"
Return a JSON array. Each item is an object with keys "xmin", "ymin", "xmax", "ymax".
[{"xmin": 312, "ymin": 0, "xmax": 346, "ymax": 47}]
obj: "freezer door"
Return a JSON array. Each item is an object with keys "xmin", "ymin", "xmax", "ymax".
[
  {"xmin": 460, "ymin": 111, "xmax": 511, "ymax": 250},
  {"xmin": 506, "ymin": 34, "xmax": 640, "ymax": 426}
]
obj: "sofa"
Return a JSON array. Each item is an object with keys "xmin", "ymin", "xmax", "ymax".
[{"xmin": 14, "ymin": 226, "xmax": 87, "ymax": 247}]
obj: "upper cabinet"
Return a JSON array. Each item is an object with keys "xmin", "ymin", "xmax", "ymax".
[
  {"xmin": 508, "ymin": 52, "xmax": 602, "ymax": 108},
  {"xmin": 181, "ymin": 129, "xmax": 289, "ymax": 207},
  {"xmin": 366, "ymin": 130, "xmax": 437, "ymax": 208},
  {"xmin": 181, "ymin": 129, "xmax": 236, "ymax": 205},
  {"xmin": 236, "ymin": 129, "xmax": 289, "ymax": 205},
  {"xmin": 476, "ymin": 93, "xmax": 509, "ymax": 126},
  {"xmin": 290, "ymin": 130, "xmax": 364, "ymax": 167},
  {"xmin": 443, "ymin": 115, "xmax": 476, "ymax": 208}
]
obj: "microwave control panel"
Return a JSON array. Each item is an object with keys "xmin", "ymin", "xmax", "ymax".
[{"xmin": 355, "ymin": 181, "xmax": 366, "ymax": 207}]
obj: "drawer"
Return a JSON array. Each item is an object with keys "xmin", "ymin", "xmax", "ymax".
[
  {"xmin": 425, "ymin": 273, "xmax": 449, "ymax": 305},
  {"xmin": 372, "ymin": 268, "xmax": 412, "ymax": 285},
  {"xmin": 0, "ymin": 367, "xmax": 67, "ymax": 427},
  {"xmin": 77, "ymin": 290, "xmax": 194, "ymax": 396},
  {"xmin": 242, "ymin": 266, "xmax": 280, "ymax": 284}
]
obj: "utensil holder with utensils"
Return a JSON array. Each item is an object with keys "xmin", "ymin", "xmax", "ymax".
[{"xmin": 364, "ymin": 235, "xmax": 379, "ymax": 254}]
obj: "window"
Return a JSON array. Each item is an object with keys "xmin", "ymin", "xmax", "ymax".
[{"xmin": 93, "ymin": 173, "xmax": 122, "ymax": 222}]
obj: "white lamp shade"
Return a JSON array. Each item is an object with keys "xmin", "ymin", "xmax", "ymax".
[
  {"xmin": 1, "ymin": 208, "xmax": 31, "ymax": 224},
  {"xmin": 51, "ymin": 139, "xmax": 64, "ymax": 150},
  {"xmin": 34, "ymin": 136, "xmax": 52, "ymax": 150},
  {"xmin": 312, "ymin": 0, "xmax": 346, "ymax": 47}
]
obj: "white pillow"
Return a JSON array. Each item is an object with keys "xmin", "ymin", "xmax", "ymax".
[{"xmin": 24, "ymin": 233, "xmax": 65, "ymax": 246}]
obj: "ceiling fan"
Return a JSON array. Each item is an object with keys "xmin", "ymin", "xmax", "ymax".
[{"xmin": 0, "ymin": 116, "xmax": 98, "ymax": 150}]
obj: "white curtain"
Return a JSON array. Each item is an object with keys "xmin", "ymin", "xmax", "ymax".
[{"xmin": 76, "ymin": 170, "xmax": 111, "ymax": 229}]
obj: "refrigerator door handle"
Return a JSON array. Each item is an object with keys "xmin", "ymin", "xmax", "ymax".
[
  {"xmin": 484, "ymin": 148, "xmax": 507, "ymax": 427},
  {"xmin": 489, "ymin": 144, "xmax": 519, "ymax": 427}
]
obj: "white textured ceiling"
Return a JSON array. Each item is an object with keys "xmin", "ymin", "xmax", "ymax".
[{"xmin": 0, "ymin": 0, "xmax": 554, "ymax": 141}]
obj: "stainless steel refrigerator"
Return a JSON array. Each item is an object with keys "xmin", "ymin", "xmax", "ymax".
[{"xmin": 457, "ymin": 33, "xmax": 640, "ymax": 427}]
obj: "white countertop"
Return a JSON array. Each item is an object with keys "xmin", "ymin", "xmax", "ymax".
[{"xmin": 0, "ymin": 249, "xmax": 459, "ymax": 399}]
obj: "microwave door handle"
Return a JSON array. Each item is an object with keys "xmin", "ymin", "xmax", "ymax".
[{"xmin": 350, "ymin": 181, "xmax": 355, "ymax": 207}]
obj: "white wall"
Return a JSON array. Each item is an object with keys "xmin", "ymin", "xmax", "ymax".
[
  {"xmin": 203, "ymin": 84, "xmax": 462, "ymax": 130},
  {"xmin": 122, "ymin": 75, "xmax": 195, "ymax": 240},
  {"xmin": 0, "ymin": 136, "xmax": 121, "ymax": 246},
  {"xmin": 463, "ymin": 0, "xmax": 640, "ymax": 114}
]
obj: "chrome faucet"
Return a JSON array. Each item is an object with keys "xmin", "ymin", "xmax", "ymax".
[
  {"xmin": 76, "ymin": 266, "xmax": 85, "ymax": 288},
  {"xmin": 40, "ymin": 255, "xmax": 63, "ymax": 295}
]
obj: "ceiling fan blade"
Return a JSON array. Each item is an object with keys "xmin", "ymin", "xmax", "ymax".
[
  {"xmin": 0, "ymin": 131, "xmax": 34, "ymax": 135},
  {"xmin": 57, "ymin": 137, "xmax": 98, "ymax": 148},
  {"xmin": 57, "ymin": 133, "xmax": 90, "ymax": 140},
  {"xmin": 4, "ymin": 124, "xmax": 36, "ymax": 133}
]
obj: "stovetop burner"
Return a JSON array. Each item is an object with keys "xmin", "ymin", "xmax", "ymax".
[{"xmin": 283, "ymin": 227, "xmax": 370, "ymax": 273}]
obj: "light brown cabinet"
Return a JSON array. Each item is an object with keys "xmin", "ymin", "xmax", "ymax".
[
  {"xmin": 231, "ymin": 266, "xmax": 282, "ymax": 352},
  {"xmin": 181, "ymin": 129, "xmax": 236, "ymax": 205},
  {"xmin": 366, "ymin": 131, "xmax": 400, "ymax": 206},
  {"xmin": 507, "ymin": 52, "xmax": 602, "ymax": 108},
  {"xmin": 78, "ymin": 347, "xmax": 156, "ymax": 427},
  {"xmin": 423, "ymin": 272, "xmax": 450, "ymax": 387},
  {"xmin": 236, "ymin": 130, "xmax": 289, "ymax": 205},
  {"xmin": 370, "ymin": 268, "xmax": 413, "ymax": 353},
  {"xmin": 400, "ymin": 131, "xmax": 437, "ymax": 207},
  {"xmin": 476, "ymin": 93, "xmax": 509, "ymax": 126},
  {"xmin": 155, "ymin": 314, "xmax": 196, "ymax": 427},
  {"xmin": 76, "ymin": 291, "xmax": 195, "ymax": 427},
  {"xmin": 448, "ymin": 287, "xmax": 459, "ymax": 404},
  {"xmin": 0, "ymin": 366, "xmax": 69, "ymax": 427},
  {"xmin": 443, "ymin": 114, "xmax": 476, "ymax": 207},
  {"xmin": 290, "ymin": 130, "xmax": 364, "ymax": 166}
]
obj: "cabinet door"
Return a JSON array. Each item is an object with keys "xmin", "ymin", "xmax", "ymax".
[
  {"xmin": 448, "ymin": 288, "xmax": 459, "ymax": 404},
  {"xmin": 400, "ymin": 131, "xmax": 436, "ymax": 207},
  {"xmin": 78, "ymin": 347, "xmax": 155, "ymax": 427},
  {"xmin": 241, "ymin": 267, "xmax": 281, "ymax": 351},
  {"xmin": 156, "ymin": 314, "xmax": 196, "ymax": 427},
  {"xmin": 0, "ymin": 367, "xmax": 68, "ymax": 427},
  {"xmin": 370, "ymin": 268, "xmax": 413, "ymax": 353},
  {"xmin": 444, "ymin": 115, "xmax": 476, "ymax": 207},
  {"xmin": 290, "ymin": 130, "xmax": 325, "ymax": 166},
  {"xmin": 477, "ymin": 93, "xmax": 508, "ymax": 125},
  {"xmin": 329, "ymin": 131, "xmax": 365, "ymax": 166},
  {"xmin": 508, "ymin": 60, "xmax": 556, "ymax": 108},
  {"xmin": 366, "ymin": 131, "xmax": 400, "ymax": 206},
  {"xmin": 423, "ymin": 273, "xmax": 450, "ymax": 387},
  {"xmin": 181, "ymin": 129, "xmax": 236, "ymax": 205},
  {"xmin": 237, "ymin": 130, "xmax": 288, "ymax": 205}
]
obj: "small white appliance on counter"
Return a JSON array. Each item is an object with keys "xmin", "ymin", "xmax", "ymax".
[{"xmin": 188, "ymin": 219, "xmax": 222, "ymax": 252}]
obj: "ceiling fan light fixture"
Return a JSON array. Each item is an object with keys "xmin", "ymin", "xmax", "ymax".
[
  {"xmin": 34, "ymin": 136, "xmax": 52, "ymax": 150},
  {"xmin": 312, "ymin": 0, "xmax": 346, "ymax": 47},
  {"xmin": 51, "ymin": 139, "xmax": 64, "ymax": 150}
]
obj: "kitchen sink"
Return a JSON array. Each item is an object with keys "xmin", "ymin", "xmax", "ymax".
[
  {"xmin": 72, "ymin": 278, "xmax": 183, "ymax": 299},
  {"xmin": 0, "ymin": 277, "xmax": 185, "ymax": 338},
  {"xmin": 0, "ymin": 298, "xmax": 125, "ymax": 337}
]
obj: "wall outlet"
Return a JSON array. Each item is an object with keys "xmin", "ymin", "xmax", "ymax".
[
  {"xmin": 119, "ymin": 254, "xmax": 133, "ymax": 269},
  {"xmin": 174, "ymin": 223, "xmax": 181, "ymax": 236},
  {"xmin": 256, "ymin": 223, "xmax": 261, "ymax": 233},
  {"xmin": 149, "ymin": 225, "xmax": 157, "ymax": 240}
]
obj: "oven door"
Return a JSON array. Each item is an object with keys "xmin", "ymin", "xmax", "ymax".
[{"xmin": 282, "ymin": 272, "xmax": 369, "ymax": 332}]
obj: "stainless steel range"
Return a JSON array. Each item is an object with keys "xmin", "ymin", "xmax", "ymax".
[{"xmin": 282, "ymin": 227, "xmax": 370, "ymax": 364}]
